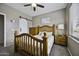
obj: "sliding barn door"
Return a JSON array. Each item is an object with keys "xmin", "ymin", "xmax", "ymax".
[{"xmin": 19, "ymin": 18, "xmax": 28, "ymax": 34}]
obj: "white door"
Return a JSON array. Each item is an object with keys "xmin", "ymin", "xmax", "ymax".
[{"xmin": 19, "ymin": 18, "xmax": 28, "ymax": 34}]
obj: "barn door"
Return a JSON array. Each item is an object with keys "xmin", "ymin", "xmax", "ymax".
[{"xmin": 19, "ymin": 18, "xmax": 28, "ymax": 34}]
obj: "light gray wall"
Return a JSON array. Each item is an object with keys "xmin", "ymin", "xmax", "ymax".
[
  {"xmin": 0, "ymin": 3, "xmax": 32, "ymax": 46},
  {"xmin": 32, "ymin": 9, "xmax": 65, "ymax": 27},
  {"xmin": 0, "ymin": 14, "xmax": 4, "ymax": 45},
  {"xmin": 68, "ymin": 37, "xmax": 79, "ymax": 56}
]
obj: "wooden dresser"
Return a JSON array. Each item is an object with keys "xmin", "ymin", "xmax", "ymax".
[
  {"xmin": 55, "ymin": 35, "xmax": 67, "ymax": 46},
  {"xmin": 29, "ymin": 27, "xmax": 38, "ymax": 35}
]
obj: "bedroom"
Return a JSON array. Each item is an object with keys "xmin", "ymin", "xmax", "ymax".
[{"xmin": 0, "ymin": 3, "xmax": 79, "ymax": 56}]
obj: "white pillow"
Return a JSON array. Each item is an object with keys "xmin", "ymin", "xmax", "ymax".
[
  {"xmin": 39, "ymin": 32, "xmax": 53, "ymax": 37},
  {"xmin": 38, "ymin": 32, "xmax": 42, "ymax": 35},
  {"xmin": 38, "ymin": 32, "xmax": 44, "ymax": 37}
]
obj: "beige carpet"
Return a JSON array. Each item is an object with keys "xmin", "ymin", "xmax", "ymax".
[
  {"xmin": 50, "ymin": 44, "xmax": 70, "ymax": 56},
  {"xmin": 0, "ymin": 44, "xmax": 70, "ymax": 56}
]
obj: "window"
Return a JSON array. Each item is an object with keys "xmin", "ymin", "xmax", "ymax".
[
  {"xmin": 41, "ymin": 17, "xmax": 50, "ymax": 25},
  {"xmin": 69, "ymin": 4, "xmax": 79, "ymax": 39}
]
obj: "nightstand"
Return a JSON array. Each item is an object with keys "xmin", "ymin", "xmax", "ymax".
[{"xmin": 55, "ymin": 35, "xmax": 67, "ymax": 46}]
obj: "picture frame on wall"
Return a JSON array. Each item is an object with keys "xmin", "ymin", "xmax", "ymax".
[{"xmin": 41, "ymin": 17, "xmax": 50, "ymax": 25}]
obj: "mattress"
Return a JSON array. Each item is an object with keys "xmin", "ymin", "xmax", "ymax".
[{"xmin": 34, "ymin": 35, "xmax": 54, "ymax": 55}]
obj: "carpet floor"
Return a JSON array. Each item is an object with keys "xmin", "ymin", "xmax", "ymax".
[
  {"xmin": 0, "ymin": 44, "xmax": 70, "ymax": 56},
  {"xmin": 50, "ymin": 44, "xmax": 70, "ymax": 56}
]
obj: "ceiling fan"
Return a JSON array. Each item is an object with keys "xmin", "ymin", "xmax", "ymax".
[{"xmin": 24, "ymin": 3, "xmax": 44, "ymax": 11}]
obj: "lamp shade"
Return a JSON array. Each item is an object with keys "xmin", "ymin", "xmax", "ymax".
[{"xmin": 58, "ymin": 24, "xmax": 64, "ymax": 29}]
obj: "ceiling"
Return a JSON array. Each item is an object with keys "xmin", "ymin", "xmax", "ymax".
[{"xmin": 5, "ymin": 3, "xmax": 67, "ymax": 17}]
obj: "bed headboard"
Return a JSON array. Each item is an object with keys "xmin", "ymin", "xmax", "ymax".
[{"xmin": 37, "ymin": 24, "xmax": 55, "ymax": 34}]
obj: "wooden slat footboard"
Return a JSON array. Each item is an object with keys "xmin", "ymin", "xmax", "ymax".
[{"xmin": 14, "ymin": 32, "xmax": 48, "ymax": 56}]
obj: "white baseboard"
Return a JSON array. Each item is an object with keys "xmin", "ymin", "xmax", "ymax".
[{"xmin": 67, "ymin": 47, "xmax": 72, "ymax": 56}]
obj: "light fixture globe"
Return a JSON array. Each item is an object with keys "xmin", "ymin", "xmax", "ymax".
[{"xmin": 32, "ymin": 3, "xmax": 36, "ymax": 7}]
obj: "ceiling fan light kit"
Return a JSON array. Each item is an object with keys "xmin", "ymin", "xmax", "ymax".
[{"xmin": 24, "ymin": 3, "xmax": 44, "ymax": 11}]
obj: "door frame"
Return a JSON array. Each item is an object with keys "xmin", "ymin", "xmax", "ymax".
[{"xmin": 0, "ymin": 12, "xmax": 6, "ymax": 47}]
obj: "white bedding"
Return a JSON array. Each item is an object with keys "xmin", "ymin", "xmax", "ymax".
[{"xmin": 34, "ymin": 34, "xmax": 54, "ymax": 55}]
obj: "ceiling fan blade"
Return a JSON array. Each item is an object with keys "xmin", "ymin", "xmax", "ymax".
[
  {"xmin": 33, "ymin": 7, "xmax": 36, "ymax": 11},
  {"xmin": 37, "ymin": 4, "xmax": 44, "ymax": 8},
  {"xmin": 24, "ymin": 4, "xmax": 31, "ymax": 6}
]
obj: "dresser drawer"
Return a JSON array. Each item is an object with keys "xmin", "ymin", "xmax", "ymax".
[
  {"xmin": 55, "ymin": 35, "xmax": 67, "ymax": 46},
  {"xmin": 59, "ymin": 39, "xmax": 66, "ymax": 42}
]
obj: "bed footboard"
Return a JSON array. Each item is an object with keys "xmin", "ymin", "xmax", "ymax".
[{"xmin": 14, "ymin": 32, "xmax": 48, "ymax": 56}]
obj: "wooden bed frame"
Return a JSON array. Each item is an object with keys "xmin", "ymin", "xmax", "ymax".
[{"xmin": 14, "ymin": 25, "xmax": 55, "ymax": 56}]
